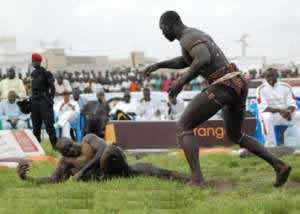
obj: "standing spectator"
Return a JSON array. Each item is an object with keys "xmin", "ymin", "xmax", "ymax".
[
  {"xmin": 55, "ymin": 75, "xmax": 72, "ymax": 96},
  {"xmin": 54, "ymin": 91, "xmax": 80, "ymax": 138},
  {"xmin": 0, "ymin": 67, "xmax": 26, "ymax": 100},
  {"xmin": 0, "ymin": 90, "xmax": 29, "ymax": 129},
  {"xmin": 30, "ymin": 53, "xmax": 57, "ymax": 148},
  {"xmin": 257, "ymin": 68, "xmax": 300, "ymax": 147},
  {"xmin": 82, "ymin": 90, "xmax": 110, "ymax": 137}
]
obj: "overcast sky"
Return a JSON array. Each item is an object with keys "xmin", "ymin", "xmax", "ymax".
[{"xmin": 0, "ymin": 0, "xmax": 300, "ymax": 61}]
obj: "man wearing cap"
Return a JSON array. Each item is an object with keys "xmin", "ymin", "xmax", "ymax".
[{"xmin": 31, "ymin": 53, "xmax": 57, "ymax": 148}]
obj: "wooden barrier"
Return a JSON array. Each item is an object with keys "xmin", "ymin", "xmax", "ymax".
[{"xmin": 105, "ymin": 118, "xmax": 256, "ymax": 149}]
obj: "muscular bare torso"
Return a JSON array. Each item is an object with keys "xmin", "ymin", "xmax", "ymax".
[
  {"xmin": 64, "ymin": 134, "xmax": 107, "ymax": 175},
  {"xmin": 180, "ymin": 28, "xmax": 229, "ymax": 79}
]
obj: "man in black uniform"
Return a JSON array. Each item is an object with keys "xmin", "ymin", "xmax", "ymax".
[
  {"xmin": 31, "ymin": 53, "xmax": 57, "ymax": 148},
  {"xmin": 144, "ymin": 11, "xmax": 291, "ymax": 187}
]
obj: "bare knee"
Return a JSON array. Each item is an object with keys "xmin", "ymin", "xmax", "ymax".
[
  {"xmin": 175, "ymin": 121, "xmax": 196, "ymax": 147},
  {"xmin": 176, "ymin": 121, "xmax": 186, "ymax": 146}
]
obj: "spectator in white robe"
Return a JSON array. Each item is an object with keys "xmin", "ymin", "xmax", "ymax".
[
  {"xmin": 0, "ymin": 67, "xmax": 26, "ymax": 100},
  {"xmin": 167, "ymin": 96, "xmax": 185, "ymax": 120},
  {"xmin": 54, "ymin": 91, "xmax": 80, "ymax": 138},
  {"xmin": 110, "ymin": 91, "xmax": 137, "ymax": 118},
  {"xmin": 0, "ymin": 91, "xmax": 29, "ymax": 129},
  {"xmin": 136, "ymin": 88, "xmax": 164, "ymax": 121},
  {"xmin": 257, "ymin": 68, "xmax": 300, "ymax": 147},
  {"xmin": 55, "ymin": 75, "xmax": 72, "ymax": 96}
]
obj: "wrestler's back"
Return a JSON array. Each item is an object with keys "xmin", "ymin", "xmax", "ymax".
[
  {"xmin": 180, "ymin": 28, "xmax": 229, "ymax": 78},
  {"xmin": 65, "ymin": 134, "xmax": 107, "ymax": 175}
]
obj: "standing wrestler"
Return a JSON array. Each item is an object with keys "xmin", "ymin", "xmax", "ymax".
[
  {"xmin": 31, "ymin": 53, "xmax": 57, "ymax": 148},
  {"xmin": 144, "ymin": 11, "xmax": 291, "ymax": 187}
]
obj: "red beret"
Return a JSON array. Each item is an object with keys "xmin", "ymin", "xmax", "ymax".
[{"xmin": 32, "ymin": 53, "xmax": 42, "ymax": 62}]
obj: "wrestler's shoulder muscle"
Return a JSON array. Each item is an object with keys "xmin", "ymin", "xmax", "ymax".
[{"xmin": 180, "ymin": 28, "xmax": 210, "ymax": 53}]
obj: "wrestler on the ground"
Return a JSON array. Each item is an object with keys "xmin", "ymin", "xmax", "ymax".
[
  {"xmin": 144, "ymin": 11, "xmax": 291, "ymax": 187},
  {"xmin": 17, "ymin": 134, "xmax": 190, "ymax": 184}
]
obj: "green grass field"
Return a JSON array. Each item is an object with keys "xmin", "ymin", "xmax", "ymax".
[{"xmin": 1, "ymin": 142, "xmax": 300, "ymax": 214}]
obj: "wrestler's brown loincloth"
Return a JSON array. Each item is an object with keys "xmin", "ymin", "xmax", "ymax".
[{"xmin": 207, "ymin": 63, "xmax": 247, "ymax": 96}]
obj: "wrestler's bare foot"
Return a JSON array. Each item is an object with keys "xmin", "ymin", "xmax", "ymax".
[{"xmin": 273, "ymin": 165, "xmax": 292, "ymax": 188}]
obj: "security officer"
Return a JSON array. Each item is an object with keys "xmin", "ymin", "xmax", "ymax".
[{"xmin": 31, "ymin": 53, "xmax": 57, "ymax": 148}]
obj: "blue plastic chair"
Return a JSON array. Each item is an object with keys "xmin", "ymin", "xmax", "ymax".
[
  {"xmin": 247, "ymin": 102, "xmax": 265, "ymax": 144},
  {"xmin": 295, "ymin": 97, "xmax": 300, "ymax": 109},
  {"xmin": 273, "ymin": 125, "xmax": 290, "ymax": 146},
  {"xmin": 247, "ymin": 102, "xmax": 292, "ymax": 146},
  {"xmin": 70, "ymin": 116, "xmax": 83, "ymax": 143}
]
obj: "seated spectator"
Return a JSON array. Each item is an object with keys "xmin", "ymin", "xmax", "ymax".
[
  {"xmin": 110, "ymin": 90, "xmax": 137, "ymax": 119},
  {"xmin": 0, "ymin": 91, "xmax": 29, "ymax": 129},
  {"xmin": 121, "ymin": 78, "xmax": 130, "ymax": 91},
  {"xmin": 79, "ymin": 78, "xmax": 85, "ymax": 92},
  {"xmin": 82, "ymin": 89, "xmax": 110, "ymax": 137},
  {"xmin": 90, "ymin": 79, "xmax": 97, "ymax": 93},
  {"xmin": 83, "ymin": 78, "xmax": 91, "ymax": 93},
  {"xmin": 143, "ymin": 76, "xmax": 153, "ymax": 89},
  {"xmin": 0, "ymin": 67, "xmax": 26, "ymax": 100},
  {"xmin": 55, "ymin": 75, "xmax": 72, "ymax": 96},
  {"xmin": 94, "ymin": 77, "xmax": 104, "ymax": 93},
  {"xmin": 161, "ymin": 75, "xmax": 171, "ymax": 92},
  {"xmin": 154, "ymin": 75, "xmax": 162, "ymax": 91},
  {"xmin": 129, "ymin": 78, "xmax": 141, "ymax": 92},
  {"xmin": 71, "ymin": 78, "xmax": 80, "ymax": 90},
  {"xmin": 136, "ymin": 88, "xmax": 164, "ymax": 120},
  {"xmin": 167, "ymin": 96, "xmax": 185, "ymax": 120},
  {"xmin": 257, "ymin": 68, "xmax": 300, "ymax": 147},
  {"xmin": 109, "ymin": 80, "xmax": 121, "ymax": 92},
  {"xmin": 72, "ymin": 88, "xmax": 88, "ymax": 112},
  {"xmin": 191, "ymin": 77, "xmax": 201, "ymax": 91},
  {"xmin": 54, "ymin": 91, "xmax": 80, "ymax": 138}
]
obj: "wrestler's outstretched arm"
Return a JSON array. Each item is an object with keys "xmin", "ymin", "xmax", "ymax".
[
  {"xmin": 144, "ymin": 56, "xmax": 189, "ymax": 76},
  {"xmin": 72, "ymin": 150, "xmax": 103, "ymax": 181},
  {"xmin": 169, "ymin": 43, "xmax": 211, "ymax": 98},
  {"xmin": 17, "ymin": 159, "xmax": 72, "ymax": 184}
]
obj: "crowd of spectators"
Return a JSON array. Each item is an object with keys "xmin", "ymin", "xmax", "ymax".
[
  {"xmin": 0, "ymin": 65, "xmax": 299, "ymax": 147},
  {"xmin": 0, "ymin": 67, "xmax": 203, "ymax": 99},
  {"xmin": 246, "ymin": 67, "xmax": 299, "ymax": 80}
]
